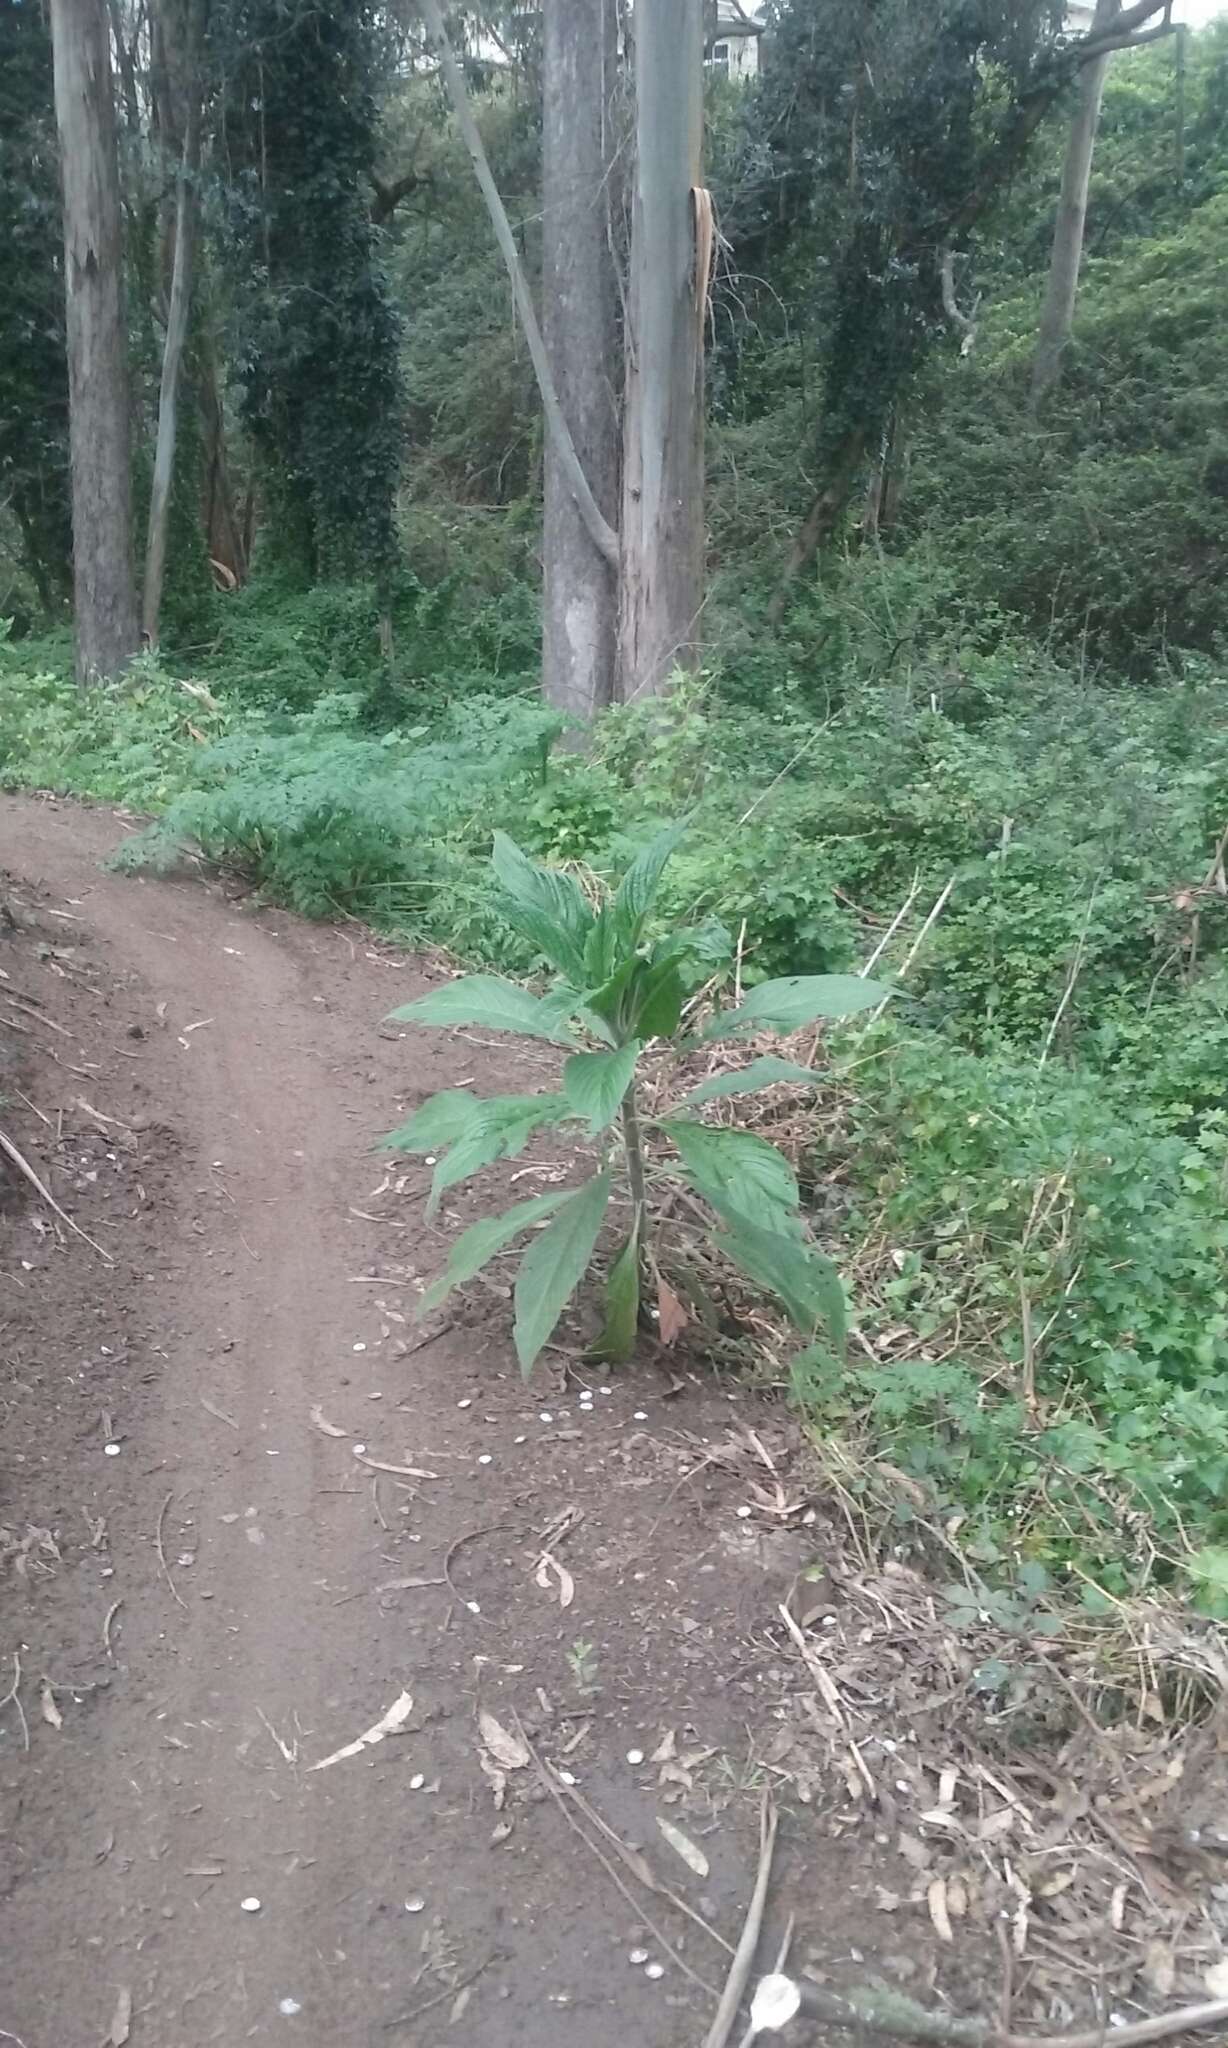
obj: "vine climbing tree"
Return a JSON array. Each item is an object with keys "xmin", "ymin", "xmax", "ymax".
[{"xmin": 210, "ymin": 0, "xmax": 403, "ymax": 585}]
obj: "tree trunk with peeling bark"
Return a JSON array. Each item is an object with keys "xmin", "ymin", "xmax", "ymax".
[
  {"xmin": 1030, "ymin": 0, "xmax": 1120, "ymax": 409},
  {"xmin": 541, "ymin": 0, "xmax": 620, "ymax": 722},
  {"xmin": 618, "ymin": 0, "xmax": 706, "ymax": 703},
  {"xmin": 50, "ymin": 0, "xmax": 139, "ymax": 682}
]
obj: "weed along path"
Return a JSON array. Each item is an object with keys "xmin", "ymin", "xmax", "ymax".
[{"xmin": 0, "ymin": 794, "xmax": 884, "ymax": 2048}]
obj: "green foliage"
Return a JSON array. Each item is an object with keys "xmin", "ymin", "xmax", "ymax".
[
  {"xmin": 387, "ymin": 832, "xmax": 877, "ymax": 1375},
  {"xmin": 210, "ymin": 0, "xmax": 403, "ymax": 581}
]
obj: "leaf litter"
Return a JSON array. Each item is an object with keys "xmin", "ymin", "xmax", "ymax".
[{"xmin": 308, "ymin": 1688, "xmax": 413, "ymax": 1772}]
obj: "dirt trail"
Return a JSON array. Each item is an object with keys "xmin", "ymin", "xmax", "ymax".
[{"xmin": 0, "ymin": 797, "xmax": 861, "ymax": 2048}]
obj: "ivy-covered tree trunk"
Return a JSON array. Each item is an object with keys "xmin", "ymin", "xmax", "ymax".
[
  {"xmin": 49, "ymin": 0, "xmax": 139, "ymax": 679},
  {"xmin": 0, "ymin": 0, "xmax": 72, "ymax": 612},
  {"xmin": 618, "ymin": 0, "xmax": 707, "ymax": 703},
  {"xmin": 1030, "ymin": 0, "xmax": 1121, "ymax": 409},
  {"xmin": 541, "ymin": 0, "xmax": 621, "ymax": 723}
]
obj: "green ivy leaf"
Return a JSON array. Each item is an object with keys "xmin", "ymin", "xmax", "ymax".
[
  {"xmin": 381, "ymin": 1089, "xmax": 480, "ymax": 1153},
  {"xmin": 563, "ymin": 1041, "xmax": 641, "ymax": 1134},
  {"xmin": 662, "ymin": 1119, "xmax": 800, "ymax": 1233},
  {"xmin": 590, "ymin": 1225, "xmax": 640, "ymax": 1363},
  {"xmin": 713, "ymin": 1215, "xmax": 847, "ymax": 1347},
  {"xmin": 389, "ymin": 974, "xmax": 579, "ymax": 1045},
  {"xmin": 418, "ymin": 1188, "xmax": 574, "ymax": 1318},
  {"xmin": 427, "ymin": 1092, "xmax": 572, "ymax": 1215},
  {"xmin": 678, "ymin": 1057, "xmax": 820, "ymax": 1107},
  {"xmin": 513, "ymin": 1169, "xmax": 612, "ymax": 1376},
  {"xmin": 703, "ymin": 973, "xmax": 890, "ymax": 1041}
]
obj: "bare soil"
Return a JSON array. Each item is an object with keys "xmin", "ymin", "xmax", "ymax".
[{"xmin": 0, "ymin": 795, "xmax": 925, "ymax": 2048}]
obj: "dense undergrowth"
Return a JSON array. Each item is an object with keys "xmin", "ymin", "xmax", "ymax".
[{"xmin": 4, "ymin": 576, "xmax": 1228, "ymax": 1616}]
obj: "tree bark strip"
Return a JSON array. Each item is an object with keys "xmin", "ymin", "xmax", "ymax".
[
  {"xmin": 541, "ymin": 0, "xmax": 621, "ymax": 721},
  {"xmin": 618, "ymin": 0, "xmax": 707, "ymax": 702}
]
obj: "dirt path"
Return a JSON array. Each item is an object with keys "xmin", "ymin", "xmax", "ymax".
[{"xmin": 0, "ymin": 797, "xmax": 863, "ymax": 2048}]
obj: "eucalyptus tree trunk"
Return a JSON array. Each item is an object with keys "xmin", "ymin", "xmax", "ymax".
[
  {"xmin": 618, "ymin": 0, "xmax": 707, "ymax": 703},
  {"xmin": 1030, "ymin": 0, "xmax": 1120, "ymax": 409},
  {"xmin": 50, "ymin": 0, "xmax": 139, "ymax": 682},
  {"xmin": 144, "ymin": 107, "xmax": 200, "ymax": 644},
  {"xmin": 541, "ymin": 0, "xmax": 621, "ymax": 722}
]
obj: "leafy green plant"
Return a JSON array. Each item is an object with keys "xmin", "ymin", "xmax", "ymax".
[{"xmin": 384, "ymin": 830, "xmax": 888, "ymax": 1375}]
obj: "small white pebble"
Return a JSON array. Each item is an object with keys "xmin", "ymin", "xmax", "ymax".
[
  {"xmin": 278, "ymin": 1998, "xmax": 301, "ymax": 2016},
  {"xmin": 104, "ymin": 1442, "xmax": 121, "ymax": 1457},
  {"xmin": 404, "ymin": 1895, "xmax": 425, "ymax": 1914},
  {"xmin": 599, "ymin": 1386, "xmax": 612, "ymax": 1397},
  {"xmin": 351, "ymin": 1444, "xmax": 366, "ymax": 1456},
  {"xmin": 513, "ymin": 1435, "xmax": 526, "ymax": 1445},
  {"xmin": 409, "ymin": 1773, "xmax": 426, "ymax": 1791},
  {"xmin": 539, "ymin": 1412, "xmax": 554, "ymax": 1424},
  {"xmin": 477, "ymin": 1453, "xmax": 493, "ymax": 1466},
  {"xmin": 628, "ymin": 1948, "xmax": 650, "ymax": 1966},
  {"xmin": 457, "ymin": 1398, "xmax": 473, "ymax": 1410},
  {"xmin": 240, "ymin": 1896, "xmax": 261, "ymax": 1913},
  {"xmin": 352, "ymin": 1343, "xmax": 366, "ymax": 1353},
  {"xmin": 633, "ymin": 1411, "xmax": 648, "ymax": 1421},
  {"xmin": 424, "ymin": 1155, "xmax": 437, "ymax": 1167},
  {"xmin": 736, "ymin": 1505, "xmax": 752, "ymax": 1519},
  {"xmin": 626, "ymin": 1749, "xmax": 644, "ymax": 1766},
  {"xmin": 466, "ymin": 1600, "xmax": 481, "ymax": 1615},
  {"xmin": 557, "ymin": 1770, "xmax": 577, "ymax": 1785},
  {"xmin": 644, "ymin": 1962, "xmax": 665, "ymax": 1981}
]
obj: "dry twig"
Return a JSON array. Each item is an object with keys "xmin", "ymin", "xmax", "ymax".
[
  {"xmin": 705, "ymin": 1791, "xmax": 778, "ymax": 2048},
  {"xmin": 0, "ymin": 1125, "xmax": 114, "ymax": 1262},
  {"xmin": 0, "ymin": 1651, "xmax": 29, "ymax": 1753},
  {"xmin": 155, "ymin": 1492, "xmax": 187, "ymax": 1610}
]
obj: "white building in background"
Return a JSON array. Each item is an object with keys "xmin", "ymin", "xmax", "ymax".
[{"xmin": 706, "ymin": 1, "xmax": 767, "ymax": 82}]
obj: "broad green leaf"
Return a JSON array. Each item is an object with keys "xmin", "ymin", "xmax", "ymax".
[
  {"xmin": 713, "ymin": 1215, "xmax": 847, "ymax": 1347},
  {"xmin": 585, "ymin": 955, "xmax": 641, "ymax": 1037},
  {"xmin": 381, "ymin": 1089, "xmax": 480, "ymax": 1154},
  {"xmin": 662, "ymin": 1119, "xmax": 800, "ymax": 1233},
  {"xmin": 563, "ymin": 1041, "xmax": 640, "ymax": 1134},
  {"xmin": 583, "ymin": 905, "xmax": 624, "ymax": 992},
  {"xmin": 513, "ymin": 1169, "xmax": 612, "ymax": 1376},
  {"xmin": 428, "ymin": 1092, "xmax": 572, "ymax": 1215},
  {"xmin": 703, "ymin": 973, "xmax": 890, "ymax": 1042},
  {"xmin": 389, "ymin": 974, "xmax": 579, "ymax": 1045},
  {"xmin": 612, "ymin": 821, "xmax": 687, "ymax": 945},
  {"xmin": 418, "ymin": 1188, "xmax": 573, "ymax": 1317},
  {"xmin": 678, "ymin": 1057, "xmax": 820, "ymax": 1108},
  {"xmin": 632, "ymin": 956, "xmax": 685, "ymax": 1040},
  {"xmin": 491, "ymin": 832, "xmax": 593, "ymax": 979},
  {"xmin": 590, "ymin": 1225, "xmax": 640, "ymax": 1363}
]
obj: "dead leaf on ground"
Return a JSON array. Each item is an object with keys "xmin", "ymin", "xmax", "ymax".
[
  {"xmin": 106, "ymin": 1984, "xmax": 132, "ymax": 2046},
  {"xmin": 534, "ymin": 1551, "xmax": 575, "ymax": 1610},
  {"xmin": 657, "ymin": 1279, "xmax": 689, "ymax": 1346},
  {"xmin": 309, "ymin": 1403, "xmax": 347, "ymax": 1438},
  {"xmin": 39, "ymin": 1679, "xmax": 62, "ymax": 1730},
  {"xmin": 308, "ymin": 1688, "xmax": 413, "ymax": 1771},
  {"xmin": 478, "ymin": 1711, "xmax": 530, "ymax": 1772},
  {"xmin": 655, "ymin": 1816, "xmax": 709, "ymax": 1878},
  {"xmin": 928, "ymin": 1875, "xmax": 954, "ymax": 1944}
]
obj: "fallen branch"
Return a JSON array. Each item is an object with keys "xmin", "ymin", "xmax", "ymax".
[
  {"xmin": 155, "ymin": 1492, "xmax": 187, "ymax": 1610},
  {"xmin": 515, "ymin": 1714, "xmax": 720, "ymax": 2001},
  {"xmin": 0, "ymin": 1125, "xmax": 114, "ymax": 1263},
  {"xmin": 705, "ymin": 1792, "xmax": 778, "ymax": 2048},
  {"xmin": 749, "ymin": 1975, "xmax": 1228, "ymax": 2048},
  {"xmin": 0, "ymin": 1650, "xmax": 29, "ymax": 1753}
]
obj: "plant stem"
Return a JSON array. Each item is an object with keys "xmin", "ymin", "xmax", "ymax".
[{"xmin": 621, "ymin": 1079, "xmax": 647, "ymax": 1240}]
